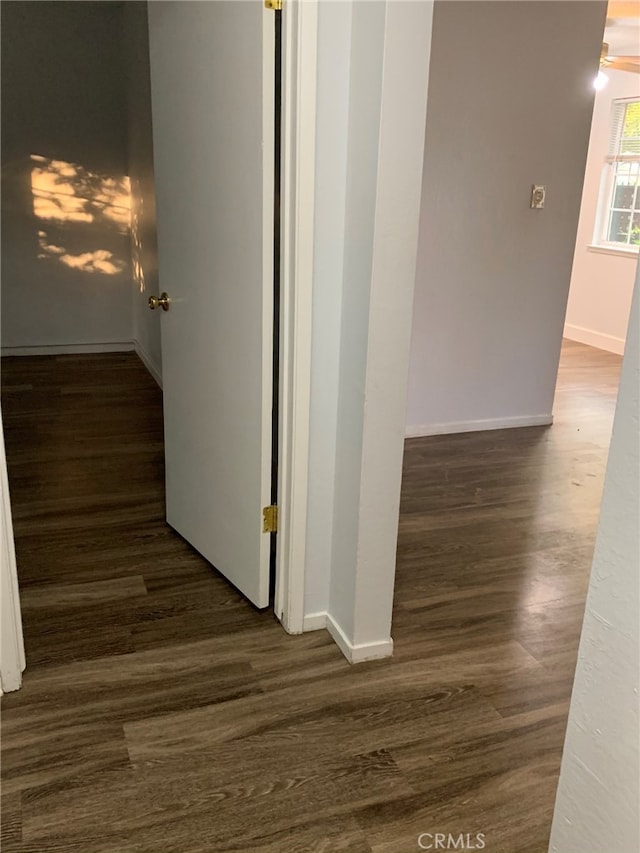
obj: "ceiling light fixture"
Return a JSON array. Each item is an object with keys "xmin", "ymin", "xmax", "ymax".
[{"xmin": 595, "ymin": 42, "xmax": 610, "ymax": 90}]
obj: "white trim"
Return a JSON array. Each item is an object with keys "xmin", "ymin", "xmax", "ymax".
[
  {"xmin": 133, "ymin": 339, "xmax": 163, "ymax": 388},
  {"xmin": 406, "ymin": 413, "xmax": 554, "ymax": 438},
  {"xmin": 1, "ymin": 342, "xmax": 135, "ymax": 356},
  {"xmin": 303, "ymin": 611, "xmax": 395, "ymax": 662},
  {"xmin": 0, "ymin": 406, "xmax": 25, "ymax": 693},
  {"xmin": 326, "ymin": 613, "xmax": 394, "ymax": 664},
  {"xmin": 274, "ymin": 0, "xmax": 316, "ymax": 635},
  {"xmin": 302, "ymin": 611, "xmax": 328, "ymax": 632},
  {"xmin": 563, "ymin": 323, "xmax": 627, "ymax": 355},
  {"xmin": 588, "ymin": 244, "xmax": 639, "ymax": 259}
]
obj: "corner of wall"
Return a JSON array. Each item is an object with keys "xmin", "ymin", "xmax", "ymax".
[
  {"xmin": 326, "ymin": 613, "xmax": 393, "ymax": 663},
  {"xmin": 123, "ymin": 0, "xmax": 163, "ymax": 388}
]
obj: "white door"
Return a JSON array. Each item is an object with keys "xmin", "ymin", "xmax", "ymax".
[{"xmin": 148, "ymin": 1, "xmax": 274, "ymax": 608}]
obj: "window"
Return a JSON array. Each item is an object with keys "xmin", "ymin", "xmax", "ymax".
[{"xmin": 595, "ymin": 98, "xmax": 640, "ymax": 251}]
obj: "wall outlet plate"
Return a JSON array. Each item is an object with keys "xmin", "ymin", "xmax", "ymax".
[{"xmin": 531, "ymin": 185, "xmax": 546, "ymax": 209}]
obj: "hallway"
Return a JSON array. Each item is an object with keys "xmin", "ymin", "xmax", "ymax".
[{"xmin": 0, "ymin": 340, "xmax": 622, "ymax": 853}]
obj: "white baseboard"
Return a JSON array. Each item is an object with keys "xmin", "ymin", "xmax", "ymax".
[
  {"xmin": 1, "ymin": 342, "xmax": 134, "ymax": 356},
  {"xmin": 302, "ymin": 612, "xmax": 328, "ymax": 632},
  {"xmin": 325, "ymin": 613, "xmax": 394, "ymax": 664},
  {"xmin": 406, "ymin": 413, "xmax": 553, "ymax": 438},
  {"xmin": 133, "ymin": 340, "xmax": 163, "ymax": 389},
  {"xmin": 563, "ymin": 323, "xmax": 626, "ymax": 356},
  {"xmin": 303, "ymin": 610, "xmax": 394, "ymax": 662}
]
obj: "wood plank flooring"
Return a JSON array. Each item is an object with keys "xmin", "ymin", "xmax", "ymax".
[{"xmin": 0, "ymin": 340, "xmax": 622, "ymax": 852}]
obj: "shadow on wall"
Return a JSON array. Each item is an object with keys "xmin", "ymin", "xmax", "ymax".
[{"xmin": 29, "ymin": 154, "xmax": 131, "ymax": 276}]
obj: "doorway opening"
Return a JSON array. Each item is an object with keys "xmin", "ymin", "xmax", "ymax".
[
  {"xmin": 1, "ymin": 1, "xmax": 286, "ymax": 675},
  {"xmin": 559, "ymin": 9, "xmax": 638, "ymax": 394},
  {"xmin": 396, "ymin": 1, "xmax": 635, "ymax": 849}
]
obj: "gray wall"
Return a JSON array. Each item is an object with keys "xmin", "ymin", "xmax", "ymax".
[
  {"xmin": 1, "ymin": 1, "xmax": 132, "ymax": 350},
  {"xmin": 406, "ymin": 1, "xmax": 607, "ymax": 435},
  {"xmin": 124, "ymin": 1, "xmax": 162, "ymax": 382}
]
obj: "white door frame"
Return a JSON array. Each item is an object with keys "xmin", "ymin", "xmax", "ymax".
[
  {"xmin": 0, "ymin": 407, "xmax": 25, "ymax": 693},
  {"xmin": 273, "ymin": 0, "xmax": 317, "ymax": 633},
  {"xmin": 274, "ymin": 0, "xmax": 435, "ymax": 650}
]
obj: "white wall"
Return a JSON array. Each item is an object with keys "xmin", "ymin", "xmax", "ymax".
[
  {"xmin": 303, "ymin": 0, "xmax": 433, "ymax": 660},
  {"xmin": 1, "ymin": 1, "xmax": 133, "ymax": 352},
  {"xmin": 327, "ymin": 0, "xmax": 388, "ymax": 649},
  {"xmin": 549, "ymin": 270, "xmax": 639, "ymax": 853},
  {"xmin": 406, "ymin": 0, "xmax": 607, "ymax": 437},
  {"xmin": 564, "ymin": 69, "xmax": 639, "ymax": 355},
  {"xmin": 124, "ymin": 1, "xmax": 162, "ymax": 384}
]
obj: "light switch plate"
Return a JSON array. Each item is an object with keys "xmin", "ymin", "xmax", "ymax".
[{"xmin": 531, "ymin": 185, "xmax": 546, "ymax": 209}]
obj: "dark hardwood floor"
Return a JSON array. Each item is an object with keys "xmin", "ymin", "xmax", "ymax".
[{"xmin": 0, "ymin": 340, "xmax": 622, "ymax": 853}]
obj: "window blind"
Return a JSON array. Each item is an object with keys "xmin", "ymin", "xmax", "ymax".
[{"xmin": 607, "ymin": 99, "xmax": 640, "ymax": 162}]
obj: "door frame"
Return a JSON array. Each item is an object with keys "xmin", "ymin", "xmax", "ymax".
[
  {"xmin": 273, "ymin": 0, "xmax": 317, "ymax": 633},
  {"xmin": 0, "ymin": 406, "xmax": 25, "ymax": 693}
]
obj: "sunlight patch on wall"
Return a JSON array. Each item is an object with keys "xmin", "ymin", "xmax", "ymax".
[
  {"xmin": 31, "ymin": 155, "xmax": 131, "ymax": 229},
  {"xmin": 59, "ymin": 250, "xmax": 123, "ymax": 275},
  {"xmin": 31, "ymin": 154, "xmax": 131, "ymax": 277},
  {"xmin": 130, "ymin": 178, "xmax": 146, "ymax": 292},
  {"xmin": 37, "ymin": 231, "xmax": 65, "ymax": 255},
  {"xmin": 36, "ymin": 231, "xmax": 124, "ymax": 275}
]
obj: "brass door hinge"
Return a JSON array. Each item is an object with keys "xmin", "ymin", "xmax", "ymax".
[
  {"xmin": 263, "ymin": 505, "xmax": 278, "ymax": 533},
  {"xmin": 265, "ymin": 0, "xmax": 282, "ymax": 9}
]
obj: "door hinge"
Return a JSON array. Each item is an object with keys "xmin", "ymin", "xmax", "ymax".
[
  {"xmin": 265, "ymin": 0, "xmax": 282, "ymax": 9},
  {"xmin": 263, "ymin": 504, "xmax": 278, "ymax": 533}
]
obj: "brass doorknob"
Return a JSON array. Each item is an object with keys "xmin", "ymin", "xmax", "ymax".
[{"xmin": 149, "ymin": 292, "xmax": 170, "ymax": 311}]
